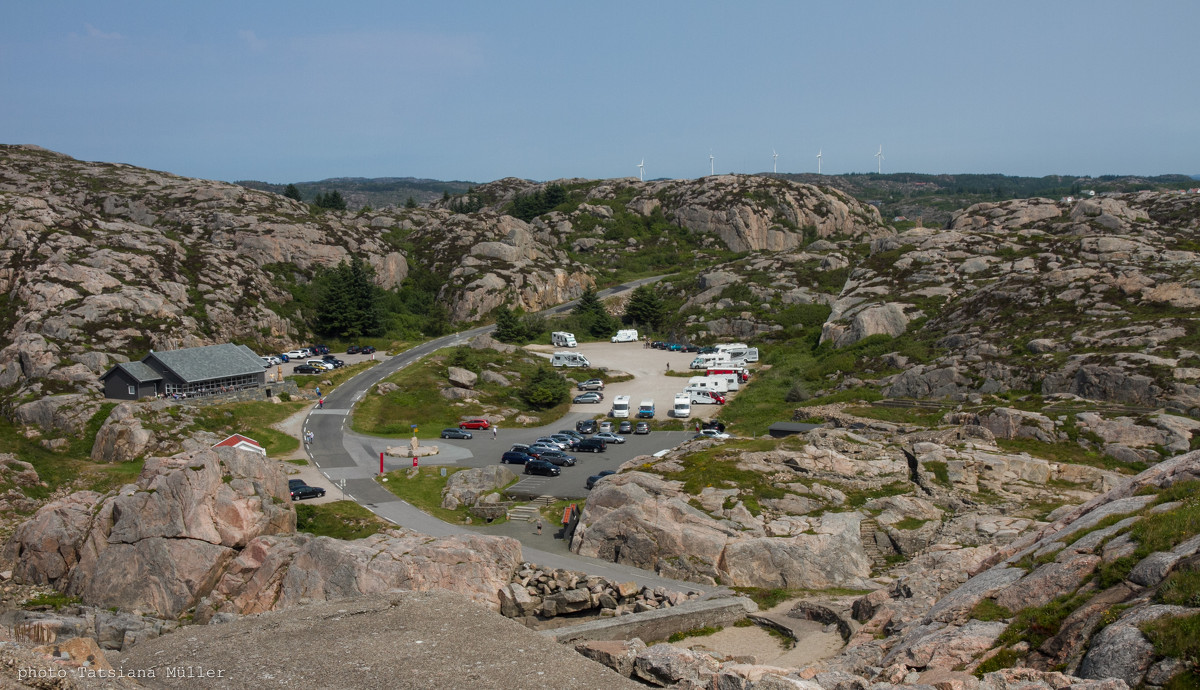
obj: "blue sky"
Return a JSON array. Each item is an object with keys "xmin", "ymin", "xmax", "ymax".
[{"xmin": 2, "ymin": 1, "xmax": 1196, "ymax": 183}]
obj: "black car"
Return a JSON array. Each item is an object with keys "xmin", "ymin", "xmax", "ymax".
[
  {"xmin": 618, "ymin": 421, "xmax": 633, "ymax": 434},
  {"xmin": 575, "ymin": 419, "xmax": 598, "ymax": 434},
  {"xmin": 311, "ymin": 344, "xmax": 331, "ymax": 355},
  {"xmin": 586, "ymin": 471, "xmax": 616, "ymax": 489},
  {"xmin": 322, "ymin": 355, "xmax": 345, "ymax": 368},
  {"xmin": 441, "ymin": 428, "xmax": 473, "ymax": 439},
  {"xmin": 289, "ymin": 480, "xmax": 326, "ymax": 501},
  {"xmin": 360, "ymin": 345, "xmax": 377, "ymax": 354},
  {"xmin": 651, "ymin": 341, "xmax": 667, "ymax": 349},
  {"xmin": 524, "ymin": 459, "xmax": 561, "ymax": 476},
  {"xmin": 683, "ymin": 343, "xmax": 700, "ymax": 352},
  {"xmin": 346, "ymin": 345, "xmax": 362, "ymax": 355},
  {"xmin": 292, "ymin": 364, "xmax": 321, "ymax": 374},
  {"xmin": 501, "ymin": 451, "xmax": 534, "ymax": 465},
  {"xmin": 702, "ymin": 420, "xmax": 727, "ymax": 433},
  {"xmin": 634, "ymin": 422, "xmax": 651, "ymax": 434},
  {"xmin": 576, "ymin": 438, "xmax": 607, "ymax": 453},
  {"xmin": 539, "ymin": 450, "xmax": 576, "ymax": 466}
]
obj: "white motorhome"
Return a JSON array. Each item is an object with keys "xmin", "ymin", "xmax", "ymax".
[
  {"xmin": 688, "ymin": 389, "xmax": 723, "ymax": 405},
  {"xmin": 611, "ymin": 329, "xmax": 638, "ymax": 343},
  {"xmin": 690, "ymin": 353, "xmax": 729, "ymax": 370},
  {"xmin": 722, "ymin": 346, "xmax": 759, "ymax": 363},
  {"xmin": 611, "ymin": 395, "xmax": 631, "ymax": 418},
  {"xmin": 685, "ymin": 375, "xmax": 730, "ymax": 393},
  {"xmin": 672, "ymin": 393, "xmax": 691, "ymax": 418},
  {"xmin": 551, "ymin": 351, "xmax": 590, "ymax": 367},
  {"xmin": 714, "ymin": 343, "xmax": 748, "ymax": 353},
  {"xmin": 706, "ymin": 372, "xmax": 739, "ymax": 391},
  {"xmin": 551, "ymin": 331, "xmax": 577, "ymax": 348}
]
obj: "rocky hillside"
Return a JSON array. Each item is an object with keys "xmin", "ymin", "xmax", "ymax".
[{"xmin": 0, "ymin": 146, "xmax": 887, "ymax": 418}]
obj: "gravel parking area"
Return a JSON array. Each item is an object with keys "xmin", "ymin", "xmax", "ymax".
[{"xmin": 524, "ymin": 340, "xmax": 728, "ymax": 423}]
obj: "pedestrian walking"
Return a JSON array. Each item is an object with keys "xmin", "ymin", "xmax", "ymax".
[
  {"xmin": 318, "ymin": 398, "xmax": 324, "ymax": 409},
  {"xmin": 492, "ymin": 426, "xmax": 497, "ymax": 440},
  {"xmin": 315, "ymin": 386, "xmax": 320, "ymax": 397},
  {"xmin": 536, "ymin": 520, "xmax": 543, "ymax": 536}
]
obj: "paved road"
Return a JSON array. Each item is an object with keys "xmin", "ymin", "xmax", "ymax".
[{"xmin": 302, "ymin": 276, "xmax": 723, "ymax": 593}]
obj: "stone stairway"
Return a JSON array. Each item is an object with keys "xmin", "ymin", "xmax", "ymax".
[
  {"xmin": 507, "ymin": 495, "xmax": 557, "ymax": 522},
  {"xmin": 859, "ymin": 518, "xmax": 891, "ymax": 571}
]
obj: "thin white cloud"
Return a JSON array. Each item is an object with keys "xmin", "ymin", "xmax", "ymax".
[
  {"xmin": 84, "ymin": 23, "xmax": 123, "ymax": 40},
  {"xmin": 238, "ymin": 29, "xmax": 266, "ymax": 52}
]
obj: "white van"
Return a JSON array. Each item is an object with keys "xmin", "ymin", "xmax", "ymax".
[
  {"xmin": 551, "ymin": 351, "xmax": 590, "ymax": 367},
  {"xmin": 672, "ymin": 393, "xmax": 691, "ymax": 418},
  {"xmin": 611, "ymin": 329, "xmax": 638, "ymax": 343},
  {"xmin": 714, "ymin": 343, "xmax": 749, "ymax": 353},
  {"xmin": 707, "ymin": 372, "xmax": 739, "ymax": 391},
  {"xmin": 551, "ymin": 331, "xmax": 577, "ymax": 348},
  {"xmin": 611, "ymin": 395, "xmax": 631, "ymax": 418},
  {"xmin": 722, "ymin": 347, "xmax": 759, "ymax": 363},
  {"xmin": 690, "ymin": 375, "xmax": 729, "ymax": 393}
]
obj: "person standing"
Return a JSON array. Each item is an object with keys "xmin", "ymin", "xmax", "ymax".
[
  {"xmin": 536, "ymin": 520, "xmax": 543, "ymax": 536},
  {"xmin": 492, "ymin": 426, "xmax": 498, "ymax": 440}
]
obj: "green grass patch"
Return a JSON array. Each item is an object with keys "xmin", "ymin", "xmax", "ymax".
[
  {"xmin": 188, "ymin": 400, "xmax": 307, "ymax": 456},
  {"xmin": 997, "ymin": 592, "xmax": 1091, "ymax": 650},
  {"xmin": 1140, "ymin": 612, "xmax": 1200, "ymax": 682},
  {"xmin": 970, "ymin": 599, "xmax": 1013, "ymax": 622},
  {"xmin": 353, "ymin": 347, "xmax": 572, "ymax": 437},
  {"xmin": 647, "ymin": 439, "xmax": 787, "ymax": 514},
  {"xmin": 848, "ymin": 404, "xmax": 947, "ymax": 428},
  {"xmin": 729, "ymin": 585, "xmax": 872, "ymax": 610},
  {"xmin": 667, "ymin": 625, "xmax": 722, "ymax": 643},
  {"xmin": 376, "ymin": 466, "xmax": 511, "ymax": 524},
  {"xmin": 996, "ymin": 437, "xmax": 1148, "ymax": 475},
  {"xmin": 923, "ymin": 460, "xmax": 950, "ymax": 486},
  {"xmin": 893, "ymin": 517, "xmax": 929, "ymax": 531},
  {"xmin": 23, "ymin": 592, "xmax": 82, "ymax": 609},
  {"xmin": 1157, "ymin": 569, "xmax": 1200, "ymax": 607},
  {"xmin": 973, "ymin": 648, "xmax": 1023, "ymax": 678},
  {"xmin": 295, "ymin": 500, "xmax": 390, "ymax": 540},
  {"xmin": 843, "ymin": 481, "xmax": 911, "ymax": 508}
]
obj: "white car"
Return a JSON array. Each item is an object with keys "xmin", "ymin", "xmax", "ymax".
[
  {"xmin": 285, "ymin": 349, "xmax": 307, "ymax": 359},
  {"xmin": 594, "ymin": 432, "xmax": 625, "ymax": 444},
  {"xmin": 695, "ymin": 429, "xmax": 731, "ymax": 440}
]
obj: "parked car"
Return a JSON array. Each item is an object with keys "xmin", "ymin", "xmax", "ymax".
[
  {"xmin": 509, "ymin": 444, "xmax": 531, "ymax": 454},
  {"xmin": 634, "ymin": 422, "xmax": 651, "ymax": 434},
  {"xmin": 576, "ymin": 438, "xmax": 607, "ymax": 453},
  {"xmin": 598, "ymin": 421, "xmax": 613, "ymax": 433},
  {"xmin": 311, "ymin": 344, "xmax": 330, "ymax": 355},
  {"xmin": 278, "ymin": 353, "xmax": 290, "ymax": 362},
  {"xmin": 594, "ymin": 432, "xmax": 625, "ymax": 444},
  {"xmin": 698, "ymin": 346, "xmax": 718, "ymax": 354},
  {"xmin": 683, "ymin": 343, "xmax": 700, "ymax": 352},
  {"xmin": 618, "ymin": 420, "xmax": 633, "ymax": 434},
  {"xmin": 575, "ymin": 419, "xmax": 598, "ymax": 434},
  {"xmin": 651, "ymin": 341, "xmax": 667, "ymax": 349},
  {"xmin": 695, "ymin": 429, "xmax": 731, "ymax": 440},
  {"xmin": 288, "ymin": 480, "xmax": 326, "ymax": 501},
  {"xmin": 285, "ymin": 349, "xmax": 307, "ymax": 359},
  {"xmin": 586, "ymin": 471, "xmax": 616, "ymax": 489},
  {"xmin": 702, "ymin": 420, "xmax": 727, "ymax": 433},
  {"xmin": 346, "ymin": 345, "xmax": 362, "ymax": 355},
  {"xmin": 527, "ymin": 443, "xmax": 559, "ymax": 457},
  {"xmin": 322, "ymin": 355, "xmax": 345, "ymax": 368},
  {"xmin": 359, "ymin": 345, "xmax": 377, "ymax": 354},
  {"xmin": 549, "ymin": 434, "xmax": 579, "ymax": 449},
  {"xmin": 667, "ymin": 343, "xmax": 684, "ymax": 351},
  {"xmin": 535, "ymin": 436, "xmax": 568, "ymax": 450},
  {"xmin": 557, "ymin": 429, "xmax": 584, "ymax": 441},
  {"xmin": 573, "ymin": 392, "xmax": 603, "ymax": 404},
  {"xmin": 292, "ymin": 364, "xmax": 321, "ymax": 374},
  {"xmin": 577, "ymin": 379, "xmax": 605, "ymax": 391},
  {"xmin": 459, "ymin": 419, "xmax": 490, "ymax": 430},
  {"xmin": 524, "ymin": 459, "xmax": 561, "ymax": 477},
  {"xmin": 539, "ymin": 450, "xmax": 576, "ymax": 466},
  {"xmin": 441, "ymin": 428, "xmax": 473, "ymax": 439},
  {"xmin": 500, "ymin": 451, "xmax": 534, "ymax": 465}
]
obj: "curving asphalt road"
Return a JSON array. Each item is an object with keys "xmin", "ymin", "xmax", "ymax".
[{"xmin": 301, "ymin": 276, "xmax": 723, "ymax": 593}]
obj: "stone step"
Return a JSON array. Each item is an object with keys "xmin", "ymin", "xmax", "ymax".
[{"xmin": 507, "ymin": 506, "xmax": 541, "ymax": 522}]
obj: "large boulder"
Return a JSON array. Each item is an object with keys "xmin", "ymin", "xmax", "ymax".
[{"xmin": 441, "ymin": 465, "xmax": 518, "ymax": 510}]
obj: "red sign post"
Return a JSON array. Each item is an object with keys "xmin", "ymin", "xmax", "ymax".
[
  {"xmin": 412, "ymin": 456, "xmax": 418, "ymax": 467},
  {"xmin": 379, "ymin": 452, "xmax": 384, "ymax": 475}
]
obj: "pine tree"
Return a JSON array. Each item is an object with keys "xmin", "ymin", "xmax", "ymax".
[
  {"xmin": 283, "ymin": 183, "xmax": 302, "ymax": 201},
  {"xmin": 623, "ymin": 285, "xmax": 667, "ymax": 331}
]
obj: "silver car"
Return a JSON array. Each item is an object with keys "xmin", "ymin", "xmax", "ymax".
[{"xmin": 594, "ymin": 432, "xmax": 625, "ymax": 444}]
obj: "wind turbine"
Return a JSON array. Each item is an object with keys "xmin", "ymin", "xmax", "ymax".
[
  {"xmin": 772, "ymin": 149, "xmax": 779, "ymax": 174},
  {"xmin": 875, "ymin": 146, "xmax": 884, "ymax": 174},
  {"xmin": 709, "ymin": 152, "xmax": 715, "ymax": 176},
  {"xmin": 816, "ymin": 149, "xmax": 822, "ymax": 175},
  {"xmin": 638, "ymin": 158, "xmax": 645, "ymax": 182}
]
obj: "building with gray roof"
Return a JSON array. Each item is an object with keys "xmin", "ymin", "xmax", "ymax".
[{"xmin": 100, "ymin": 343, "xmax": 267, "ymax": 400}]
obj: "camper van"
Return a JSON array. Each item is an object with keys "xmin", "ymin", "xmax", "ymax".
[
  {"xmin": 714, "ymin": 343, "xmax": 748, "ymax": 353},
  {"xmin": 705, "ymin": 372, "xmax": 739, "ymax": 391},
  {"xmin": 611, "ymin": 329, "xmax": 638, "ymax": 343},
  {"xmin": 708, "ymin": 367, "xmax": 749, "ymax": 383},
  {"xmin": 551, "ymin": 331, "xmax": 577, "ymax": 348},
  {"xmin": 690, "ymin": 353, "xmax": 729, "ymax": 370},
  {"xmin": 688, "ymin": 389, "xmax": 725, "ymax": 405},
  {"xmin": 672, "ymin": 393, "xmax": 691, "ymax": 418},
  {"xmin": 637, "ymin": 400, "xmax": 655, "ymax": 418},
  {"xmin": 722, "ymin": 346, "xmax": 758, "ymax": 363},
  {"xmin": 551, "ymin": 351, "xmax": 590, "ymax": 367},
  {"xmin": 611, "ymin": 395, "xmax": 631, "ymax": 418}
]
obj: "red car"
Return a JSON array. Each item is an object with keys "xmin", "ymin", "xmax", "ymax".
[{"xmin": 459, "ymin": 419, "xmax": 491, "ymax": 430}]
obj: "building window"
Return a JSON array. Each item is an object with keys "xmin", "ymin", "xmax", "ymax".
[{"xmin": 128, "ymin": 385, "xmax": 136, "ymax": 395}]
